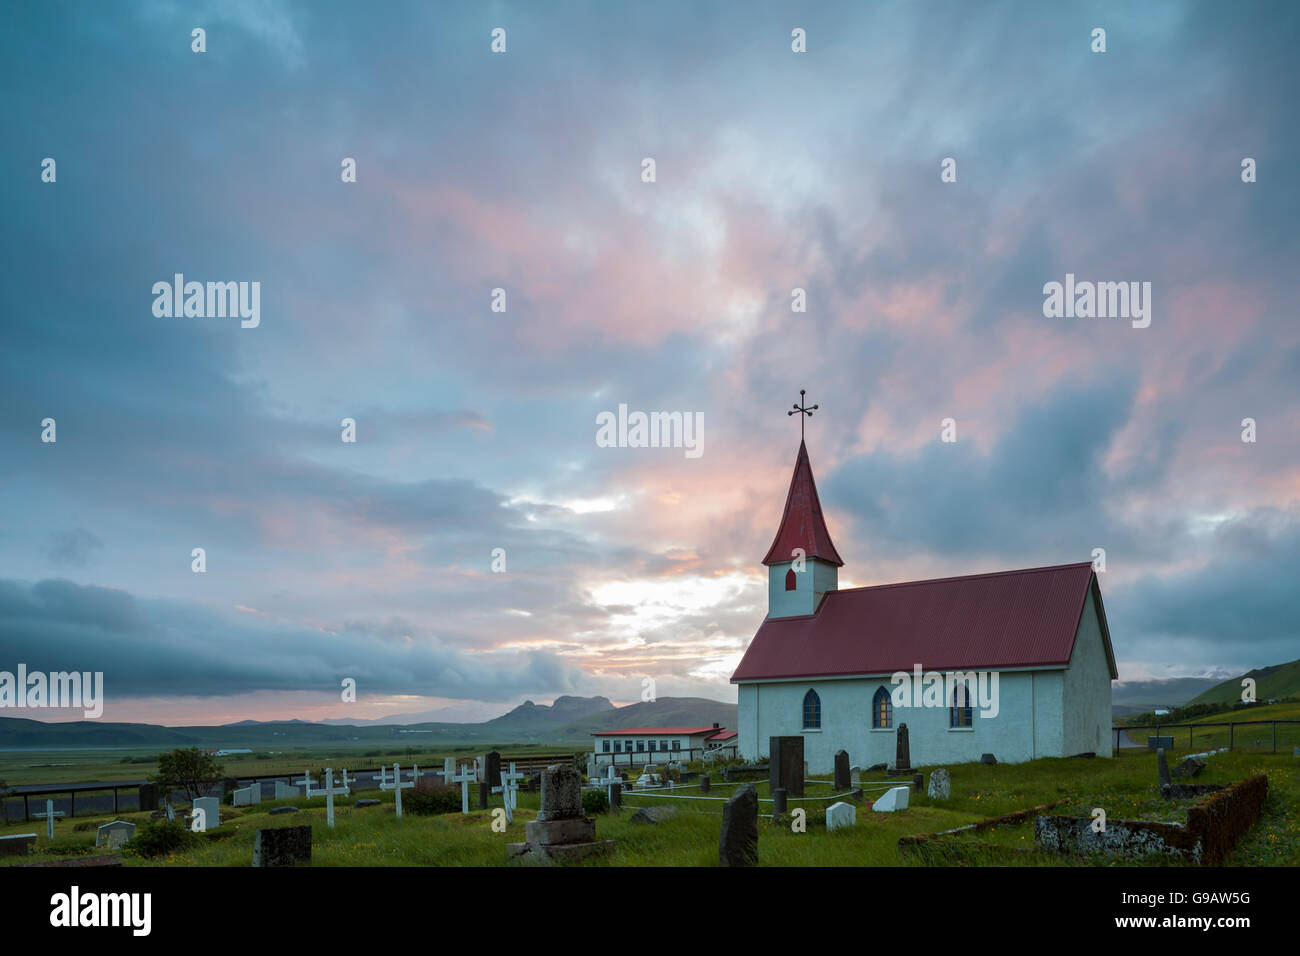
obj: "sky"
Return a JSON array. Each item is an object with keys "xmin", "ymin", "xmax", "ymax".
[{"xmin": 1, "ymin": 1, "xmax": 1297, "ymax": 726}]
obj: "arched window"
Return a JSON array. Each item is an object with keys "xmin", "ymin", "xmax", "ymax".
[
  {"xmin": 872, "ymin": 686, "xmax": 892, "ymax": 728},
  {"xmin": 802, "ymin": 689, "xmax": 821, "ymax": 729},
  {"xmin": 950, "ymin": 682, "xmax": 973, "ymax": 728},
  {"xmin": 784, "ymin": 568, "xmax": 797, "ymax": 591}
]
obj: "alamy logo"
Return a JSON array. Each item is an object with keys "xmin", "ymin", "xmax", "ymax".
[
  {"xmin": 0, "ymin": 665, "xmax": 103, "ymax": 719},
  {"xmin": 49, "ymin": 886, "xmax": 151, "ymax": 936},
  {"xmin": 1042, "ymin": 273, "xmax": 1151, "ymax": 329},
  {"xmin": 890, "ymin": 666, "xmax": 1000, "ymax": 718},
  {"xmin": 152, "ymin": 274, "xmax": 260, "ymax": 328},
  {"xmin": 595, "ymin": 404, "xmax": 704, "ymax": 459}
]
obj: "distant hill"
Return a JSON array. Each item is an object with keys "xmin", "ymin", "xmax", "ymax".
[
  {"xmin": 1110, "ymin": 676, "xmax": 1227, "ymax": 715},
  {"xmin": 1187, "ymin": 659, "xmax": 1300, "ymax": 707},
  {"xmin": 0, "ymin": 696, "xmax": 736, "ymax": 750}
]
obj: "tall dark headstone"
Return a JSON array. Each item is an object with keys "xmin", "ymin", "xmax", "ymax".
[
  {"xmin": 137, "ymin": 783, "xmax": 158, "ymax": 812},
  {"xmin": 484, "ymin": 751, "xmax": 502, "ymax": 789},
  {"xmin": 478, "ymin": 782, "xmax": 489, "ymax": 810},
  {"xmin": 894, "ymin": 724, "xmax": 911, "ymax": 772},
  {"xmin": 769, "ymin": 736, "xmax": 805, "ymax": 797},
  {"xmin": 699, "ymin": 774, "xmax": 711, "ymax": 794},
  {"xmin": 719, "ymin": 783, "xmax": 758, "ymax": 867},
  {"xmin": 772, "ymin": 787, "xmax": 788, "ymax": 815},
  {"xmin": 610, "ymin": 782, "xmax": 622, "ymax": 809},
  {"xmin": 833, "ymin": 750, "xmax": 850, "ymax": 790},
  {"xmin": 1157, "ymin": 748, "xmax": 1171, "ymax": 788}
]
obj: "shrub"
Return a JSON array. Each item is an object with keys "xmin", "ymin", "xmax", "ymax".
[
  {"xmin": 123, "ymin": 820, "xmax": 199, "ymax": 859},
  {"xmin": 405, "ymin": 780, "xmax": 461, "ymax": 816},
  {"xmin": 583, "ymin": 789, "xmax": 610, "ymax": 815}
]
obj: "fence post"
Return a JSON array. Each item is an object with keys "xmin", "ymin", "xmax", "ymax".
[
  {"xmin": 1273, "ymin": 722, "xmax": 1276, "ymax": 753},
  {"xmin": 1228, "ymin": 723, "xmax": 1234, "ymax": 751}
]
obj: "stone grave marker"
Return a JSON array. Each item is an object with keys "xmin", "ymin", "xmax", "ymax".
[
  {"xmin": 191, "ymin": 796, "xmax": 220, "ymax": 830},
  {"xmin": 232, "ymin": 783, "xmax": 260, "ymax": 807},
  {"xmin": 826, "ymin": 801, "xmax": 856, "ymax": 831},
  {"xmin": 95, "ymin": 820, "xmax": 136, "ymax": 850},
  {"xmin": 275, "ymin": 781, "xmax": 301, "ymax": 800},
  {"xmin": 1172, "ymin": 755, "xmax": 1206, "ymax": 778},
  {"xmin": 699, "ymin": 774, "xmax": 710, "ymax": 794},
  {"xmin": 507, "ymin": 765, "xmax": 614, "ymax": 864},
  {"xmin": 1157, "ymin": 748, "xmax": 1172, "ymax": 788},
  {"xmin": 873, "ymin": 786, "xmax": 910, "ymax": 812},
  {"xmin": 719, "ymin": 783, "xmax": 758, "ymax": 867},
  {"xmin": 850, "ymin": 765, "xmax": 861, "ymax": 787},
  {"xmin": 980, "ymin": 753, "xmax": 997, "ymax": 765},
  {"xmin": 893, "ymin": 723, "xmax": 912, "ymax": 773},
  {"xmin": 927, "ymin": 768, "xmax": 951, "ymax": 800},
  {"xmin": 293, "ymin": 771, "xmax": 317, "ymax": 799},
  {"xmin": 0, "ymin": 834, "xmax": 37, "ymax": 857},
  {"xmin": 769, "ymin": 735, "xmax": 805, "ymax": 797},
  {"xmin": 834, "ymin": 750, "xmax": 850, "ymax": 790},
  {"xmin": 484, "ymin": 751, "xmax": 502, "ymax": 790},
  {"xmin": 252, "ymin": 824, "xmax": 311, "ymax": 866},
  {"xmin": 771, "ymin": 787, "xmax": 788, "ymax": 815}
]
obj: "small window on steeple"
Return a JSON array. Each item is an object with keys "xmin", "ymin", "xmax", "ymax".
[{"xmin": 785, "ymin": 568, "xmax": 797, "ymax": 591}]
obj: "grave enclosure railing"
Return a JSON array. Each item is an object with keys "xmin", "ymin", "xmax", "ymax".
[{"xmin": 1112, "ymin": 719, "xmax": 1300, "ymax": 753}]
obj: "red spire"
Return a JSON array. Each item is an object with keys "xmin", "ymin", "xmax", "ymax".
[{"xmin": 761, "ymin": 440, "xmax": 843, "ymax": 567}]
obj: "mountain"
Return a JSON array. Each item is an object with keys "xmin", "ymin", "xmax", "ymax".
[
  {"xmin": 1186, "ymin": 658, "xmax": 1300, "ymax": 707},
  {"xmin": 319, "ymin": 701, "xmax": 511, "ymax": 725},
  {"xmin": 484, "ymin": 695, "xmax": 614, "ymax": 730},
  {"xmin": 1110, "ymin": 676, "xmax": 1227, "ymax": 713}
]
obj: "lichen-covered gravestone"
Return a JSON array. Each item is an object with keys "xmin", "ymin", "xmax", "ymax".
[
  {"xmin": 927, "ymin": 768, "xmax": 951, "ymax": 800},
  {"xmin": 719, "ymin": 783, "xmax": 758, "ymax": 866},
  {"xmin": 252, "ymin": 825, "xmax": 311, "ymax": 867},
  {"xmin": 507, "ymin": 765, "xmax": 613, "ymax": 864}
]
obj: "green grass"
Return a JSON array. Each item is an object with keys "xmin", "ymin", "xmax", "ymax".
[
  {"xmin": 3, "ymin": 749, "xmax": 1295, "ymax": 866},
  {"xmin": 1188, "ymin": 658, "xmax": 1300, "ymax": 706}
]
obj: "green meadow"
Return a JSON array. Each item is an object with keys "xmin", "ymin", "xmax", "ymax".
[{"xmin": 3, "ymin": 749, "xmax": 1296, "ymax": 866}]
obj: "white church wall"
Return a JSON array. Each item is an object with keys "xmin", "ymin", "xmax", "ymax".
[
  {"xmin": 1061, "ymin": 588, "xmax": 1115, "ymax": 757},
  {"xmin": 737, "ymin": 670, "xmax": 1053, "ymax": 771}
]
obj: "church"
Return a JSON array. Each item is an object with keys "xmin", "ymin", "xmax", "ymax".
[{"xmin": 731, "ymin": 434, "xmax": 1118, "ymax": 771}]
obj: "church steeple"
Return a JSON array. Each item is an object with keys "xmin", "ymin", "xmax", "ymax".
[{"xmin": 763, "ymin": 437, "xmax": 842, "ymax": 618}]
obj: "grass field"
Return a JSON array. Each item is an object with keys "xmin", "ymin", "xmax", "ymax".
[{"xmin": 2, "ymin": 749, "xmax": 1295, "ymax": 866}]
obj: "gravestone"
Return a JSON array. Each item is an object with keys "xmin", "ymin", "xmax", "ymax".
[
  {"xmin": 980, "ymin": 753, "xmax": 997, "ymax": 765},
  {"xmin": 317, "ymin": 768, "xmax": 349, "ymax": 828},
  {"xmin": 850, "ymin": 766, "xmax": 861, "ymax": 787},
  {"xmin": 354, "ymin": 799, "xmax": 381, "ymax": 808},
  {"xmin": 630, "ymin": 807, "xmax": 678, "ymax": 824},
  {"xmin": 252, "ymin": 825, "xmax": 311, "ymax": 867},
  {"xmin": 834, "ymin": 750, "xmax": 850, "ymax": 790},
  {"xmin": 95, "ymin": 820, "xmax": 136, "ymax": 850},
  {"xmin": 478, "ymin": 782, "xmax": 490, "ymax": 810},
  {"xmin": 452, "ymin": 764, "xmax": 476, "ymax": 814},
  {"xmin": 927, "ymin": 768, "xmax": 951, "ymax": 800},
  {"xmin": 1147, "ymin": 736, "xmax": 1174, "ymax": 752},
  {"xmin": 826, "ymin": 801, "xmax": 856, "ymax": 831},
  {"xmin": 268, "ymin": 806, "xmax": 298, "ymax": 815},
  {"xmin": 772, "ymin": 787, "xmax": 788, "ymax": 815},
  {"xmin": 484, "ymin": 751, "xmax": 502, "ymax": 790},
  {"xmin": 233, "ymin": 784, "xmax": 260, "ymax": 807},
  {"xmin": 699, "ymin": 774, "xmax": 710, "ymax": 794},
  {"xmin": 496, "ymin": 763, "xmax": 524, "ymax": 824},
  {"xmin": 192, "ymin": 797, "xmax": 220, "ymax": 830},
  {"xmin": 275, "ymin": 782, "xmax": 301, "ymax": 800},
  {"xmin": 769, "ymin": 736, "xmax": 805, "ymax": 797},
  {"xmin": 507, "ymin": 765, "xmax": 614, "ymax": 864},
  {"xmin": 718, "ymin": 783, "xmax": 758, "ymax": 867},
  {"xmin": 1172, "ymin": 756, "xmax": 1206, "ymax": 778},
  {"xmin": 165, "ymin": 800, "xmax": 175, "ymax": 823},
  {"xmin": 912, "ymin": 773, "xmax": 923, "ymax": 792},
  {"xmin": 0, "ymin": 834, "xmax": 37, "ymax": 857},
  {"xmin": 873, "ymin": 786, "xmax": 910, "ymax": 812},
  {"xmin": 868, "ymin": 763, "xmax": 887, "ymax": 772},
  {"xmin": 850, "ymin": 788, "xmax": 864, "ymax": 803},
  {"xmin": 1157, "ymin": 748, "xmax": 1172, "ymax": 788},
  {"xmin": 137, "ymin": 782, "xmax": 158, "ymax": 812},
  {"xmin": 380, "ymin": 763, "xmax": 415, "ymax": 818},
  {"xmin": 892, "ymin": 724, "xmax": 911, "ymax": 773}
]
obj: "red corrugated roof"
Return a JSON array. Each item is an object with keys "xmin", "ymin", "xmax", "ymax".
[
  {"xmin": 732, "ymin": 562, "xmax": 1116, "ymax": 682},
  {"xmin": 590, "ymin": 727, "xmax": 721, "ymax": 736},
  {"xmin": 761, "ymin": 440, "xmax": 843, "ymax": 567},
  {"xmin": 706, "ymin": 730, "xmax": 738, "ymax": 741}
]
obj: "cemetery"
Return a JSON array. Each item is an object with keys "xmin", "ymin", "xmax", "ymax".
[{"xmin": 0, "ymin": 745, "xmax": 1293, "ymax": 867}]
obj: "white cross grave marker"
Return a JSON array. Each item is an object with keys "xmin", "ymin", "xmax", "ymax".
[
  {"xmin": 494, "ymin": 762, "xmax": 524, "ymax": 824},
  {"xmin": 294, "ymin": 771, "xmax": 317, "ymax": 799},
  {"xmin": 318, "ymin": 768, "xmax": 350, "ymax": 828},
  {"xmin": 452, "ymin": 763, "xmax": 477, "ymax": 814},
  {"xmin": 46, "ymin": 799, "xmax": 54, "ymax": 840},
  {"xmin": 439, "ymin": 757, "xmax": 456, "ymax": 787},
  {"xmin": 375, "ymin": 764, "xmax": 391, "ymax": 787},
  {"xmin": 381, "ymin": 762, "xmax": 416, "ymax": 818}
]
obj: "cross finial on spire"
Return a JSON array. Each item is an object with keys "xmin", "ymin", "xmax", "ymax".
[{"xmin": 788, "ymin": 389, "xmax": 818, "ymax": 440}]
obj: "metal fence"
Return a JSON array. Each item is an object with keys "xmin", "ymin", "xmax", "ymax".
[{"xmin": 1113, "ymin": 719, "xmax": 1300, "ymax": 753}]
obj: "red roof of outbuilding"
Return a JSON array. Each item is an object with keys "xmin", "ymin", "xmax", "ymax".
[
  {"xmin": 761, "ymin": 440, "xmax": 843, "ymax": 566},
  {"xmin": 706, "ymin": 730, "xmax": 738, "ymax": 741},
  {"xmin": 731, "ymin": 562, "xmax": 1117, "ymax": 682},
  {"xmin": 590, "ymin": 727, "xmax": 721, "ymax": 737}
]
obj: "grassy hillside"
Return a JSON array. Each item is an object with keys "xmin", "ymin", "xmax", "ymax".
[{"xmin": 1188, "ymin": 659, "xmax": 1300, "ymax": 706}]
